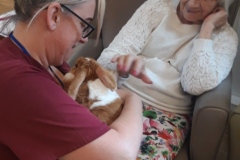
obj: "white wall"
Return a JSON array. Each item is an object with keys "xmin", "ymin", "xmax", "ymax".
[{"xmin": 232, "ymin": 8, "xmax": 240, "ymax": 106}]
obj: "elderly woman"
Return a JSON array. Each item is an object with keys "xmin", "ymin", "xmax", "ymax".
[
  {"xmin": 0, "ymin": 0, "xmax": 143, "ymax": 159},
  {"xmin": 97, "ymin": 0, "xmax": 238, "ymax": 159}
]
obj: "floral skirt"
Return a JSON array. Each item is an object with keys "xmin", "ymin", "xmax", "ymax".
[{"xmin": 137, "ymin": 103, "xmax": 191, "ymax": 160}]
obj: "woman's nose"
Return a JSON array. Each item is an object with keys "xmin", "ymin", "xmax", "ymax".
[{"xmin": 187, "ymin": 0, "xmax": 200, "ymax": 8}]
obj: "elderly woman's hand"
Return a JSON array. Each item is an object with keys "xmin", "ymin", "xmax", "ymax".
[
  {"xmin": 204, "ymin": 7, "xmax": 228, "ymax": 28},
  {"xmin": 199, "ymin": 7, "xmax": 228, "ymax": 39},
  {"xmin": 111, "ymin": 54, "xmax": 152, "ymax": 84}
]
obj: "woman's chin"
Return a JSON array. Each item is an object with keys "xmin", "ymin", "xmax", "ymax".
[
  {"xmin": 183, "ymin": 13, "xmax": 201, "ymax": 23},
  {"xmin": 182, "ymin": 16, "xmax": 200, "ymax": 24},
  {"xmin": 64, "ymin": 51, "xmax": 73, "ymax": 61}
]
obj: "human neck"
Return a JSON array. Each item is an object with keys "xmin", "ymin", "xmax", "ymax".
[{"xmin": 13, "ymin": 22, "xmax": 49, "ymax": 68}]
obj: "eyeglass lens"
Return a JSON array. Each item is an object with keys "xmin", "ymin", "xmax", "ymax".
[{"xmin": 60, "ymin": 4, "xmax": 95, "ymax": 38}]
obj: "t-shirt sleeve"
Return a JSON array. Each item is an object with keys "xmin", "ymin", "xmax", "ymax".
[{"xmin": 0, "ymin": 67, "xmax": 110, "ymax": 160}]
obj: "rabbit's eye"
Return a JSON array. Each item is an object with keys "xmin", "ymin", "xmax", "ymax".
[{"xmin": 75, "ymin": 64, "xmax": 78, "ymax": 68}]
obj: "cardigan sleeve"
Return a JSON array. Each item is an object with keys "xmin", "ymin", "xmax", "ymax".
[
  {"xmin": 97, "ymin": 0, "xmax": 167, "ymax": 70},
  {"xmin": 181, "ymin": 24, "xmax": 238, "ymax": 95}
]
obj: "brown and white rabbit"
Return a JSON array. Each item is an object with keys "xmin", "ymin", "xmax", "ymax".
[{"xmin": 63, "ymin": 57, "xmax": 123, "ymax": 125}]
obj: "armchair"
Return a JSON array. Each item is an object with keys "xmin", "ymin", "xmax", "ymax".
[
  {"xmin": 68, "ymin": 0, "xmax": 239, "ymax": 160},
  {"xmin": 229, "ymin": 106, "xmax": 240, "ymax": 160}
]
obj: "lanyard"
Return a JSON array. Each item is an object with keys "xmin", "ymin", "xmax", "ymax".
[
  {"xmin": 9, "ymin": 32, "xmax": 30, "ymax": 56},
  {"xmin": 9, "ymin": 32, "xmax": 64, "ymax": 88}
]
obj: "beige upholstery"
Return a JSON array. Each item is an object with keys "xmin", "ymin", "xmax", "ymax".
[
  {"xmin": 0, "ymin": 0, "xmax": 14, "ymax": 15},
  {"xmin": 188, "ymin": 73, "xmax": 232, "ymax": 160},
  {"xmin": 68, "ymin": 0, "xmax": 240, "ymax": 160},
  {"xmin": 229, "ymin": 106, "xmax": 240, "ymax": 160}
]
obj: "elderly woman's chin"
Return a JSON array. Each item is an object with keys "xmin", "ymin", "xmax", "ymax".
[{"xmin": 182, "ymin": 13, "xmax": 202, "ymax": 24}]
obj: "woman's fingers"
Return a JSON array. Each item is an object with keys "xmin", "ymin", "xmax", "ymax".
[
  {"xmin": 111, "ymin": 55, "xmax": 152, "ymax": 84},
  {"xmin": 129, "ymin": 57, "xmax": 153, "ymax": 84},
  {"xmin": 137, "ymin": 69, "xmax": 153, "ymax": 84},
  {"xmin": 204, "ymin": 7, "xmax": 227, "ymax": 28},
  {"xmin": 112, "ymin": 55, "xmax": 135, "ymax": 73},
  {"xmin": 122, "ymin": 55, "xmax": 136, "ymax": 72},
  {"xmin": 214, "ymin": 8, "xmax": 228, "ymax": 27}
]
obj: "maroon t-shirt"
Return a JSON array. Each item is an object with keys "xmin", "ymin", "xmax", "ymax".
[{"xmin": 0, "ymin": 38, "xmax": 110, "ymax": 160}]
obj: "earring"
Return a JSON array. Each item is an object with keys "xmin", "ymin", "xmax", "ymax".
[{"xmin": 50, "ymin": 24, "xmax": 56, "ymax": 30}]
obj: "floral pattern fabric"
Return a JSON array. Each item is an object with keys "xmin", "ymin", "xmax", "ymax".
[{"xmin": 137, "ymin": 103, "xmax": 191, "ymax": 160}]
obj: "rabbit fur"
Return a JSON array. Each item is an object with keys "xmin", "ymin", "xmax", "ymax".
[{"xmin": 63, "ymin": 57, "xmax": 123, "ymax": 125}]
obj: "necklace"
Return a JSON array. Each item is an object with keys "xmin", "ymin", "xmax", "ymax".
[{"xmin": 9, "ymin": 32, "xmax": 64, "ymax": 88}]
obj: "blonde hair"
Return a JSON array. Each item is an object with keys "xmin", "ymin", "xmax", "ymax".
[{"xmin": 1, "ymin": 0, "xmax": 105, "ymax": 41}]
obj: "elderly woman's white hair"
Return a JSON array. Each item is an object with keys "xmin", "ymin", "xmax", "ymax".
[{"xmin": 174, "ymin": 0, "xmax": 234, "ymax": 12}]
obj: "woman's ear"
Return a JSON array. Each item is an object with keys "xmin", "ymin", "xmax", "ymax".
[{"xmin": 46, "ymin": 2, "xmax": 61, "ymax": 30}]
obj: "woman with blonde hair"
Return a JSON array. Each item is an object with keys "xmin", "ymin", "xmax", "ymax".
[{"xmin": 0, "ymin": 0, "xmax": 143, "ymax": 159}]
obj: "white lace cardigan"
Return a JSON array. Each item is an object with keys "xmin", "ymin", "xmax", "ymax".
[{"xmin": 97, "ymin": 0, "xmax": 238, "ymax": 114}]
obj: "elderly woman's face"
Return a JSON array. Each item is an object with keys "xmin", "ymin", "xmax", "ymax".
[{"xmin": 179, "ymin": 0, "xmax": 218, "ymax": 24}]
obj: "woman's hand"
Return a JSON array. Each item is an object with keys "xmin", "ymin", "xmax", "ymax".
[
  {"xmin": 111, "ymin": 54, "xmax": 152, "ymax": 84},
  {"xmin": 199, "ymin": 7, "xmax": 228, "ymax": 39},
  {"xmin": 61, "ymin": 88, "xmax": 143, "ymax": 160},
  {"xmin": 204, "ymin": 7, "xmax": 228, "ymax": 28},
  {"xmin": 116, "ymin": 89, "xmax": 140, "ymax": 102}
]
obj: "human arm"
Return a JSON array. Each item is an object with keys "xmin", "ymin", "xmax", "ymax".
[
  {"xmin": 97, "ymin": 0, "xmax": 165, "ymax": 71},
  {"xmin": 0, "ymin": 60, "xmax": 142, "ymax": 160},
  {"xmin": 49, "ymin": 62, "xmax": 143, "ymax": 159},
  {"xmin": 181, "ymin": 24, "xmax": 238, "ymax": 95},
  {"xmin": 60, "ymin": 90, "xmax": 143, "ymax": 160},
  {"xmin": 198, "ymin": 7, "xmax": 228, "ymax": 39}
]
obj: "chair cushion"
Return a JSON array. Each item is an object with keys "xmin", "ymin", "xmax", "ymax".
[{"xmin": 229, "ymin": 106, "xmax": 240, "ymax": 160}]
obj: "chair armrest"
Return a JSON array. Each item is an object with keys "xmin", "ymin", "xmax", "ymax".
[
  {"xmin": 229, "ymin": 106, "xmax": 240, "ymax": 160},
  {"xmin": 190, "ymin": 73, "xmax": 232, "ymax": 160}
]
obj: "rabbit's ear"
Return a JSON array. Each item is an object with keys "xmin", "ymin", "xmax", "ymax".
[
  {"xmin": 96, "ymin": 66, "xmax": 117, "ymax": 91},
  {"xmin": 67, "ymin": 71, "xmax": 86, "ymax": 100}
]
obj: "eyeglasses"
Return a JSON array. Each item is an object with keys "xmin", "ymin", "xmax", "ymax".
[{"xmin": 60, "ymin": 4, "xmax": 95, "ymax": 38}]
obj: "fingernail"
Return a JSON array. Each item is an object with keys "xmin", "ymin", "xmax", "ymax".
[
  {"xmin": 118, "ymin": 65, "xmax": 123, "ymax": 70},
  {"xmin": 131, "ymin": 70, "xmax": 138, "ymax": 76},
  {"xmin": 124, "ymin": 67, "xmax": 128, "ymax": 72}
]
